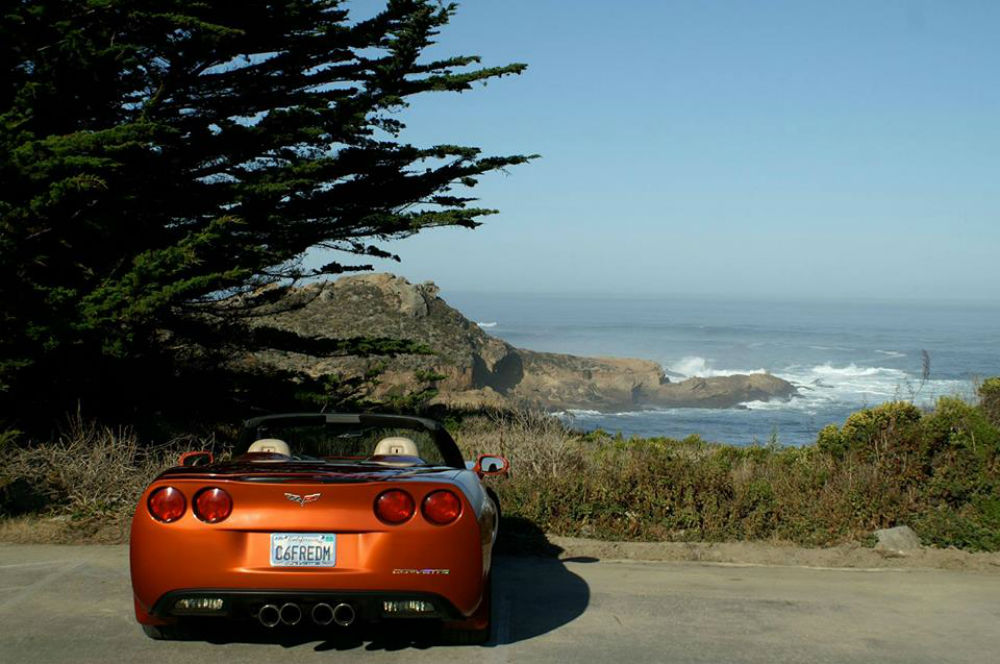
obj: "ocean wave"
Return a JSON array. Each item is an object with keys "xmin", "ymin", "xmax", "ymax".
[
  {"xmin": 476, "ymin": 321, "xmax": 497, "ymax": 328},
  {"xmin": 875, "ymin": 349, "xmax": 906, "ymax": 358},
  {"xmin": 564, "ymin": 408, "xmax": 700, "ymax": 419},
  {"xmin": 775, "ymin": 363, "xmax": 972, "ymax": 409},
  {"xmin": 667, "ymin": 355, "xmax": 767, "ymax": 379},
  {"xmin": 806, "ymin": 363, "xmax": 905, "ymax": 378},
  {"xmin": 740, "ymin": 399, "xmax": 801, "ymax": 412}
]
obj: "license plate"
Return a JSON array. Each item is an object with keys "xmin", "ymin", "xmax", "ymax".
[{"xmin": 269, "ymin": 533, "xmax": 336, "ymax": 567}]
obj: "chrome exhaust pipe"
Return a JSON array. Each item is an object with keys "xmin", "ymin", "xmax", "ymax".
[
  {"xmin": 258, "ymin": 604, "xmax": 281, "ymax": 628},
  {"xmin": 332, "ymin": 602, "xmax": 356, "ymax": 627},
  {"xmin": 279, "ymin": 602, "xmax": 302, "ymax": 626},
  {"xmin": 311, "ymin": 602, "xmax": 334, "ymax": 626}
]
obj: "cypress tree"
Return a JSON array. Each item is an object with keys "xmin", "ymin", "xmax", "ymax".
[{"xmin": 0, "ymin": 1, "xmax": 532, "ymax": 428}]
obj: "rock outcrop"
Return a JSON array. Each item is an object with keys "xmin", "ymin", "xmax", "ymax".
[
  {"xmin": 252, "ymin": 274, "xmax": 798, "ymax": 411},
  {"xmin": 873, "ymin": 526, "xmax": 923, "ymax": 557}
]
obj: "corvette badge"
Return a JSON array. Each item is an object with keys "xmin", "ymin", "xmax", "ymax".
[{"xmin": 284, "ymin": 492, "xmax": 321, "ymax": 506}]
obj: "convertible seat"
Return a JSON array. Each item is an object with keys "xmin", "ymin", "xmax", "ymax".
[
  {"xmin": 247, "ymin": 438, "xmax": 291, "ymax": 456},
  {"xmin": 372, "ymin": 436, "xmax": 422, "ymax": 466},
  {"xmin": 373, "ymin": 436, "xmax": 419, "ymax": 457}
]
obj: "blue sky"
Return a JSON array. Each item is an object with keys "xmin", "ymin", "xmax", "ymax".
[{"xmin": 308, "ymin": 0, "xmax": 1000, "ymax": 300}]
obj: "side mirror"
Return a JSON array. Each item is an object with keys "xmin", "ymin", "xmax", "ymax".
[
  {"xmin": 474, "ymin": 454, "xmax": 509, "ymax": 477},
  {"xmin": 178, "ymin": 450, "xmax": 214, "ymax": 467}
]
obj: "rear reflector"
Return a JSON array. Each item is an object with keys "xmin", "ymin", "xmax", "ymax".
[
  {"xmin": 374, "ymin": 489, "xmax": 415, "ymax": 524},
  {"xmin": 382, "ymin": 599, "xmax": 436, "ymax": 615},
  {"xmin": 193, "ymin": 487, "xmax": 233, "ymax": 523},
  {"xmin": 422, "ymin": 490, "xmax": 461, "ymax": 525},
  {"xmin": 147, "ymin": 487, "xmax": 185, "ymax": 522}
]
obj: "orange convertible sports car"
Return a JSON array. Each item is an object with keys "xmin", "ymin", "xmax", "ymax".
[{"xmin": 130, "ymin": 413, "xmax": 508, "ymax": 644}]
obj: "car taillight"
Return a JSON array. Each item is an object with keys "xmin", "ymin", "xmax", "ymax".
[
  {"xmin": 374, "ymin": 489, "xmax": 415, "ymax": 524},
  {"xmin": 148, "ymin": 486, "xmax": 186, "ymax": 522},
  {"xmin": 193, "ymin": 487, "xmax": 233, "ymax": 523},
  {"xmin": 422, "ymin": 490, "xmax": 462, "ymax": 525}
]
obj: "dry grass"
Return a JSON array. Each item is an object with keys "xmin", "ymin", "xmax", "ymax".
[
  {"xmin": 0, "ymin": 415, "xmax": 217, "ymax": 543},
  {"xmin": 453, "ymin": 408, "xmax": 585, "ymax": 479}
]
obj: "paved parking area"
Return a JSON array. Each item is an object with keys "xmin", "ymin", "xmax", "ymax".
[{"xmin": 2, "ymin": 544, "xmax": 999, "ymax": 663}]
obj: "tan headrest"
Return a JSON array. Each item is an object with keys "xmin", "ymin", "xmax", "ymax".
[
  {"xmin": 247, "ymin": 438, "xmax": 291, "ymax": 456},
  {"xmin": 373, "ymin": 436, "xmax": 419, "ymax": 457}
]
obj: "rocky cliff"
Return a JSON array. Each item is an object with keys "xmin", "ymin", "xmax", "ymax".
[{"xmin": 252, "ymin": 274, "xmax": 797, "ymax": 411}]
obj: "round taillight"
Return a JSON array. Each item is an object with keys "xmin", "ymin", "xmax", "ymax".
[
  {"xmin": 194, "ymin": 487, "xmax": 233, "ymax": 523},
  {"xmin": 148, "ymin": 486, "xmax": 186, "ymax": 523},
  {"xmin": 374, "ymin": 489, "xmax": 415, "ymax": 525},
  {"xmin": 422, "ymin": 490, "xmax": 462, "ymax": 525}
]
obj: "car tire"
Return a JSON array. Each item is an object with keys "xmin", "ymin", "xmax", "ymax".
[
  {"xmin": 440, "ymin": 574, "xmax": 492, "ymax": 645},
  {"xmin": 140, "ymin": 623, "xmax": 183, "ymax": 640},
  {"xmin": 485, "ymin": 489, "xmax": 501, "ymax": 543}
]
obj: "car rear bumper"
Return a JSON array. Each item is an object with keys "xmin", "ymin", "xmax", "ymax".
[{"xmin": 148, "ymin": 588, "xmax": 464, "ymax": 623}]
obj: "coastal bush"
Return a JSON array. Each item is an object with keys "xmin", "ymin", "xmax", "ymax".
[
  {"xmin": 913, "ymin": 496, "xmax": 1000, "ymax": 551},
  {"xmin": 3, "ymin": 382, "xmax": 1000, "ymax": 550},
  {"xmin": 979, "ymin": 377, "xmax": 1000, "ymax": 428},
  {"xmin": 453, "ymin": 391, "xmax": 1000, "ymax": 551},
  {"xmin": 835, "ymin": 401, "xmax": 923, "ymax": 460},
  {"xmin": 922, "ymin": 397, "xmax": 1000, "ymax": 455},
  {"xmin": 0, "ymin": 415, "xmax": 213, "ymax": 541},
  {"xmin": 816, "ymin": 424, "xmax": 846, "ymax": 457}
]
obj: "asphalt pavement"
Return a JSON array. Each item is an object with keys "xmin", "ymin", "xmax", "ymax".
[{"xmin": 1, "ymin": 543, "xmax": 998, "ymax": 663}]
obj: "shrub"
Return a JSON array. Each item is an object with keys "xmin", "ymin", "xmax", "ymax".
[
  {"xmin": 978, "ymin": 377, "xmax": 1000, "ymax": 428},
  {"xmin": 450, "ymin": 400, "xmax": 1000, "ymax": 551},
  {"xmin": 0, "ymin": 415, "xmax": 216, "ymax": 532},
  {"xmin": 913, "ymin": 495, "xmax": 1000, "ymax": 552},
  {"xmin": 922, "ymin": 396, "xmax": 1000, "ymax": 456},
  {"xmin": 838, "ymin": 401, "xmax": 923, "ymax": 460},
  {"xmin": 816, "ymin": 424, "xmax": 846, "ymax": 457}
]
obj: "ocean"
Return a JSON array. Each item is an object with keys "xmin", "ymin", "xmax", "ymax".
[{"xmin": 444, "ymin": 292, "xmax": 1000, "ymax": 446}]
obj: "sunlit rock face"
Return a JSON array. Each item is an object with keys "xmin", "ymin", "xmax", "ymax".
[{"xmin": 251, "ymin": 273, "xmax": 797, "ymax": 411}]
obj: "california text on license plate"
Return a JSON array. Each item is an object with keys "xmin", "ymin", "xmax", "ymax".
[{"xmin": 269, "ymin": 533, "xmax": 337, "ymax": 567}]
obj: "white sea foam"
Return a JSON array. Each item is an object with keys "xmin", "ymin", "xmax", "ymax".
[
  {"xmin": 669, "ymin": 356, "xmax": 710, "ymax": 376},
  {"xmin": 660, "ymin": 357, "xmax": 973, "ymax": 413},
  {"xmin": 565, "ymin": 408, "xmax": 690, "ymax": 419},
  {"xmin": 875, "ymin": 349, "xmax": 906, "ymax": 358},
  {"xmin": 476, "ymin": 321, "xmax": 497, "ymax": 328},
  {"xmin": 769, "ymin": 363, "xmax": 972, "ymax": 411},
  {"xmin": 741, "ymin": 399, "xmax": 793, "ymax": 411},
  {"xmin": 667, "ymin": 356, "xmax": 767, "ymax": 379}
]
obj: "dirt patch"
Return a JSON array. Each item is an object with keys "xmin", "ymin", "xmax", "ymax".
[{"xmin": 550, "ymin": 536, "xmax": 1000, "ymax": 572}]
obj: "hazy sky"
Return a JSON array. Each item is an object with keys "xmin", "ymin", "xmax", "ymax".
[{"xmin": 307, "ymin": 0, "xmax": 1000, "ymax": 300}]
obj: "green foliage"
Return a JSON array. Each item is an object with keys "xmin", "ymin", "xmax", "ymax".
[
  {"xmin": 838, "ymin": 401, "xmax": 922, "ymax": 458},
  {"xmin": 922, "ymin": 396, "xmax": 1000, "ymax": 455},
  {"xmin": 816, "ymin": 423, "xmax": 845, "ymax": 457},
  {"xmin": 455, "ymin": 387, "xmax": 1000, "ymax": 551},
  {"xmin": 0, "ymin": 428, "xmax": 21, "ymax": 450},
  {"xmin": 978, "ymin": 377, "xmax": 1000, "ymax": 427},
  {"xmin": 0, "ymin": 0, "xmax": 534, "ymax": 429},
  {"xmin": 913, "ymin": 496, "xmax": 1000, "ymax": 552},
  {"xmin": 817, "ymin": 402, "xmax": 923, "ymax": 464}
]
